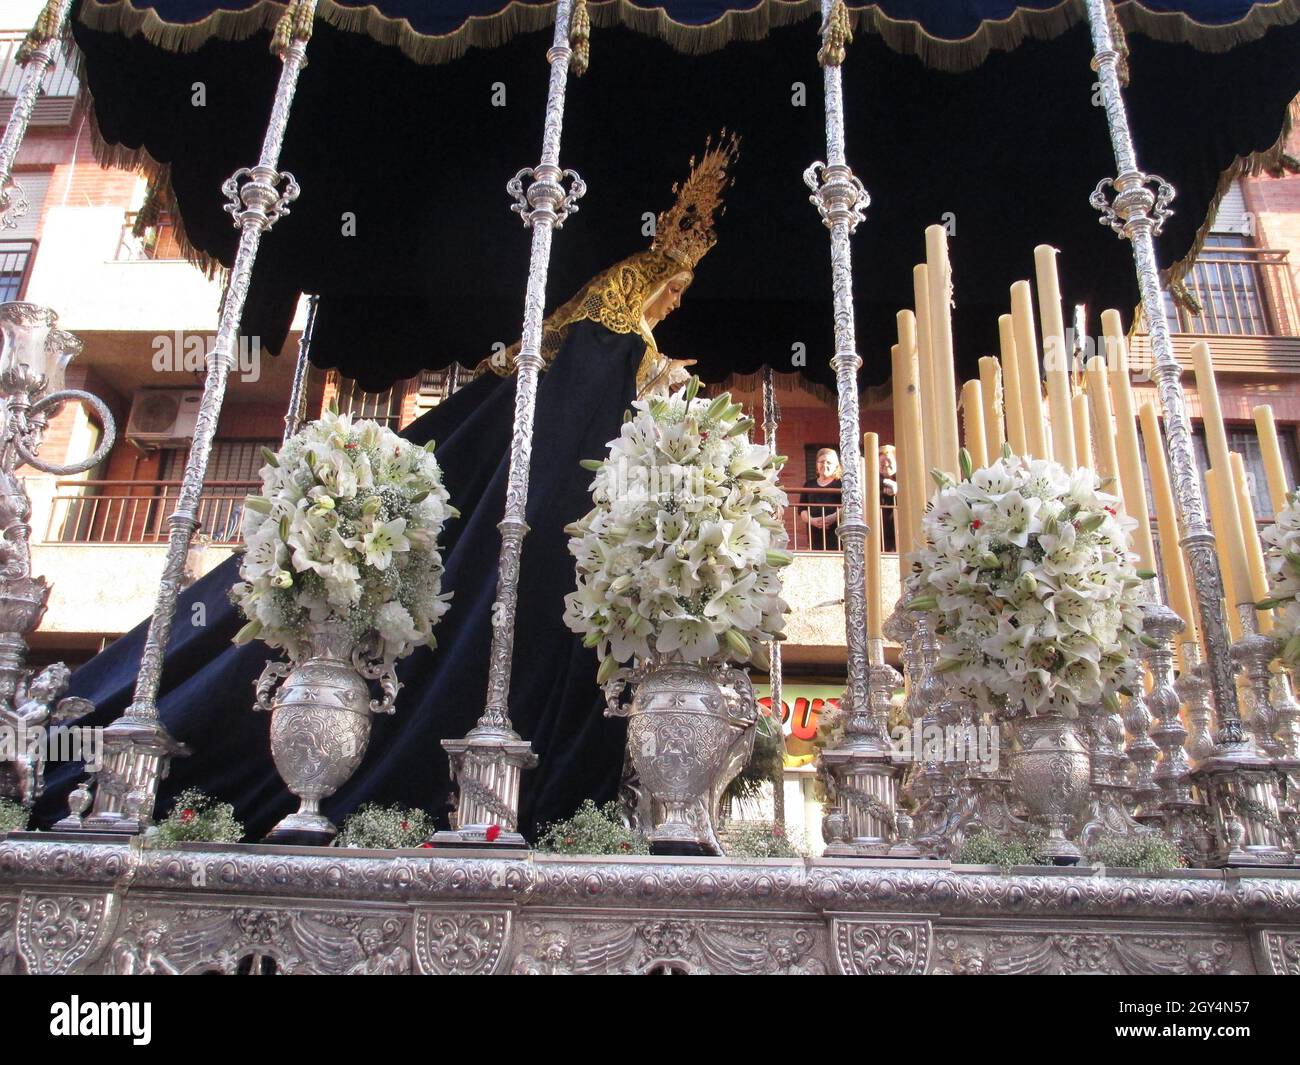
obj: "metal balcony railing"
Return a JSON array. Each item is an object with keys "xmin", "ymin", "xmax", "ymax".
[
  {"xmin": 0, "ymin": 32, "xmax": 80, "ymax": 100},
  {"xmin": 0, "ymin": 239, "xmax": 36, "ymax": 301},
  {"xmin": 115, "ymin": 211, "xmax": 186, "ymax": 262},
  {"xmin": 1166, "ymin": 247, "xmax": 1298, "ymax": 337},
  {"xmin": 45, "ymin": 480, "xmax": 258, "ymax": 545},
  {"xmin": 785, "ymin": 485, "xmax": 896, "ymax": 553}
]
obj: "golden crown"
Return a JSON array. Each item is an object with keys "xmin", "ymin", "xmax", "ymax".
[{"xmin": 651, "ymin": 131, "xmax": 740, "ymax": 271}]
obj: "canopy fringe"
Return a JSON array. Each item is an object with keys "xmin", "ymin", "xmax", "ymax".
[
  {"xmin": 72, "ymin": 66, "xmax": 227, "ymax": 281},
  {"xmin": 73, "ymin": 0, "xmax": 1300, "ymax": 72}
]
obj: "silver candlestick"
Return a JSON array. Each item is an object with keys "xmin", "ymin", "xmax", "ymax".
[
  {"xmin": 79, "ymin": 2, "xmax": 317, "ymax": 833},
  {"xmin": 436, "ymin": 1, "xmax": 585, "ymax": 847},
  {"xmin": 0, "ymin": 304, "xmax": 114, "ymax": 809}
]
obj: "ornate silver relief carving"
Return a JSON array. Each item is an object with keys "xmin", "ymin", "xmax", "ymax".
[
  {"xmin": 15, "ymin": 891, "xmax": 117, "ymax": 975},
  {"xmin": 413, "ymin": 910, "xmax": 510, "ymax": 975},
  {"xmin": 833, "ymin": 918, "xmax": 931, "ymax": 975},
  {"xmin": 932, "ymin": 930, "xmax": 1238, "ymax": 975}
]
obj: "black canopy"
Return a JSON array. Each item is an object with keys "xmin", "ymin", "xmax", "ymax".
[{"xmin": 70, "ymin": 0, "xmax": 1300, "ymax": 388}]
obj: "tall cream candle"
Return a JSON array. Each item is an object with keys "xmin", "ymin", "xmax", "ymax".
[
  {"xmin": 911, "ymin": 271, "xmax": 938, "ymax": 481},
  {"xmin": 1192, "ymin": 340, "xmax": 1253, "ymax": 607},
  {"xmin": 865, "ymin": 431, "xmax": 883, "ymax": 639},
  {"xmin": 1011, "ymin": 281, "xmax": 1047, "ymax": 459},
  {"xmin": 1034, "ymin": 245, "xmax": 1076, "ymax": 468},
  {"xmin": 891, "ymin": 340, "xmax": 926, "ymax": 556},
  {"xmin": 1206, "ymin": 468, "xmax": 1244, "ymax": 640},
  {"xmin": 978, "ymin": 356, "xmax": 1005, "ymax": 458},
  {"xmin": 926, "ymin": 226, "xmax": 961, "ymax": 478},
  {"xmin": 998, "ymin": 314, "xmax": 1027, "ymax": 456},
  {"xmin": 1084, "ymin": 356, "xmax": 1120, "ymax": 485},
  {"xmin": 1230, "ymin": 450, "xmax": 1273, "ymax": 634},
  {"xmin": 1104, "ymin": 322, "xmax": 1157, "ymax": 573},
  {"xmin": 1253, "ymin": 404, "xmax": 1290, "ymax": 514},
  {"xmin": 961, "ymin": 380, "xmax": 988, "ymax": 470},
  {"xmin": 889, "ymin": 345, "xmax": 911, "ymax": 559},
  {"xmin": 1138, "ymin": 402, "xmax": 1200, "ymax": 651},
  {"xmin": 1072, "ymin": 392, "xmax": 1092, "ymax": 473}
]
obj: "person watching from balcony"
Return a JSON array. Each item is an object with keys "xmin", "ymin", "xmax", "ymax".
[
  {"xmin": 801, "ymin": 447, "xmax": 843, "ymax": 551},
  {"xmin": 880, "ymin": 443, "xmax": 898, "ymax": 552}
]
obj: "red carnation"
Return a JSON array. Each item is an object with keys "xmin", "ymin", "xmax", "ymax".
[
  {"xmin": 180, "ymin": 809, "xmax": 195, "ymax": 823},
  {"xmin": 400, "ymin": 820, "xmax": 410, "ymax": 831},
  {"xmin": 970, "ymin": 519, "xmax": 982, "ymax": 530},
  {"xmin": 420, "ymin": 842, "xmax": 433, "ymax": 849},
  {"xmin": 619, "ymin": 841, "xmax": 631, "ymax": 851},
  {"xmin": 485, "ymin": 824, "xmax": 502, "ymax": 843}
]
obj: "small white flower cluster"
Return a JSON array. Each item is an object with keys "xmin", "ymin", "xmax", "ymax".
[
  {"xmin": 907, "ymin": 453, "xmax": 1147, "ymax": 718},
  {"xmin": 563, "ymin": 383, "xmax": 792, "ymax": 679},
  {"xmin": 233, "ymin": 410, "xmax": 455, "ymax": 662},
  {"xmin": 1260, "ymin": 492, "xmax": 1300, "ymax": 667}
]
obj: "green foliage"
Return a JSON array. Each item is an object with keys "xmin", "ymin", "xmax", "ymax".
[
  {"xmin": 535, "ymin": 800, "xmax": 649, "ymax": 856},
  {"xmin": 335, "ymin": 803, "xmax": 434, "ymax": 849},
  {"xmin": 1086, "ymin": 832, "xmax": 1185, "ymax": 873},
  {"xmin": 955, "ymin": 828, "xmax": 1050, "ymax": 869},
  {"xmin": 722, "ymin": 716, "xmax": 783, "ymax": 808},
  {"xmin": 0, "ymin": 798, "xmax": 29, "ymax": 833},
  {"xmin": 726, "ymin": 821, "xmax": 806, "ymax": 859},
  {"xmin": 155, "ymin": 788, "xmax": 244, "ymax": 845}
]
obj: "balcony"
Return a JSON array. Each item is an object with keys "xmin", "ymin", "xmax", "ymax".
[
  {"xmin": 1130, "ymin": 245, "xmax": 1300, "ymax": 373},
  {"xmin": 45, "ymin": 479, "xmax": 256, "ymax": 545},
  {"xmin": 28, "ymin": 479, "xmax": 254, "ymax": 642}
]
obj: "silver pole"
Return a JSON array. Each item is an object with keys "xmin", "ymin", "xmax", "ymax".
[
  {"xmin": 81, "ymin": 2, "xmax": 317, "ymax": 832},
  {"xmin": 436, "ymin": 0, "xmax": 585, "ymax": 846},
  {"xmin": 761, "ymin": 367, "xmax": 787, "ymax": 829},
  {"xmin": 0, "ymin": 0, "xmax": 73, "ymax": 228},
  {"xmin": 804, "ymin": 0, "xmax": 872, "ymax": 738},
  {"xmin": 283, "ymin": 293, "xmax": 319, "ymax": 442},
  {"xmin": 1083, "ymin": 0, "xmax": 1243, "ymax": 742}
]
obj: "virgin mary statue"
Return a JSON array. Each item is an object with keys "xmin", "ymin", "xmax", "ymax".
[{"xmin": 34, "ymin": 135, "xmax": 740, "ymax": 841}]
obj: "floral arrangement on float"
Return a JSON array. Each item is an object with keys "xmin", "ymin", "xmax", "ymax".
[
  {"xmin": 906, "ymin": 450, "xmax": 1147, "ymax": 718},
  {"xmin": 1259, "ymin": 493, "xmax": 1300, "ymax": 668},
  {"xmin": 905, "ymin": 449, "xmax": 1148, "ymax": 863},
  {"xmin": 563, "ymin": 379, "xmax": 791, "ymax": 856},
  {"xmin": 233, "ymin": 410, "xmax": 456, "ymax": 844}
]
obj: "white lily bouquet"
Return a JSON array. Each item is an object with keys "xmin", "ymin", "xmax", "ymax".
[
  {"xmin": 233, "ymin": 410, "xmax": 456, "ymax": 663},
  {"xmin": 563, "ymin": 380, "xmax": 792, "ymax": 681},
  {"xmin": 1259, "ymin": 492, "xmax": 1300, "ymax": 667},
  {"xmin": 905, "ymin": 451, "xmax": 1147, "ymax": 718}
]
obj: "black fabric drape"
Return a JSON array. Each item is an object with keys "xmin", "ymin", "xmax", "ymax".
[
  {"xmin": 34, "ymin": 320, "xmax": 639, "ymax": 840},
  {"xmin": 69, "ymin": 13, "xmax": 1300, "ymax": 391}
]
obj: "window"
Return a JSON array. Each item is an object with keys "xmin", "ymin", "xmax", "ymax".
[
  {"xmin": 1163, "ymin": 235, "xmax": 1272, "ymax": 336},
  {"xmin": 160, "ymin": 440, "xmax": 275, "ymax": 541}
]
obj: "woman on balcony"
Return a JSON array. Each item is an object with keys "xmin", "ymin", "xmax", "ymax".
[{"xmin": 800, "ymin": 447, "xmax": 842, "ymax": 551}]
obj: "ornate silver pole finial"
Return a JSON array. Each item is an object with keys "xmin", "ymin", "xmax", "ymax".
[
  {"xmin": 0, "ymin": 0, "xmax": 73, "ymax": 230},
  {"xmin": 282, "ymin": 294, "xmax": 319, "ymax": 443},
  {"xmin": 436, "ymin": 1, "xmax": 583, "ymax": 848},
  {"xmin": 1082, "ymin": 0, "xmax": 1242, "ymax": 743},
  {"xmin": 78, "ymin": 1, "xmax": 319, "ymax": 834}
]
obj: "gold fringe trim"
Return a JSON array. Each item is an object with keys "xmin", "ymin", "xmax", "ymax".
[
  {"xmin": 1164, "ymin": 97, "xmax": 1297, "ymax": 294},
  {"xmin": 73, "ymin": 0, "xmax": 1300, "ymax": 72},
  {"xmin": 570, "ymin": 0, "xmax": 590, "ymax": 75}
]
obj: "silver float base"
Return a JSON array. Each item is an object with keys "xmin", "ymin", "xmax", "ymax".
[{"xmin": 4, "ymin": 835, "xmax": 1300, "ymax": 974}]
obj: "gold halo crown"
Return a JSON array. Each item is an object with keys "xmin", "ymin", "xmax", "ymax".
[{"xmin": 651, "ymin": 130, "xmax": 740, "ymax": 271}]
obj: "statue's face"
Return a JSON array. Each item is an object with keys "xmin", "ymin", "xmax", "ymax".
[{"xmin": 644, "ymin": 274, "xmax": 690, "ymax": 326}]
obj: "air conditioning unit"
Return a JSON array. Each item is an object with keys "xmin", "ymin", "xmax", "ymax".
[{"xmin": 126, "ymin": 389, "xmax": 203, "ymax": 448}]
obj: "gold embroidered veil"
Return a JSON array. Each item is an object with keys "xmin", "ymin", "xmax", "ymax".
[{"xmin": 479, "ymin": 132, "xmax": 738, "ymax": 396}]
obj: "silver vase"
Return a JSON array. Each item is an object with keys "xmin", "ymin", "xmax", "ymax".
[
  {"xmin": 255, "ymin": 621, "xmax": 400, "ymax": 843},
  {"xmin": 604, "ymin": 658, "xmax": 758, "ymax": 856},
  {"xmin": 1010, "ymin": 714, "xmax": 1091, "ymax": 865}
]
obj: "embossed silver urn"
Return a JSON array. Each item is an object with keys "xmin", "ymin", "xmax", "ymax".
[
  {"xmin": 1010, "ymin": 714, "xmax": 1091, "ymax": 865},
  {"xmin": 255, "ymin": 621, "xmax": 400, "ymax": 844},
  {"xmin": 603, "ymin": 657, "xmax": 758, "ymax": 856}
]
